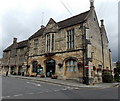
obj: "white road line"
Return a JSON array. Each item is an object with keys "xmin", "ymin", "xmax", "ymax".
[
  {"xmin": 62, "ymin": 88, "xmax": 67, "ymax": 90},
  {"xmin": 37, "ymin": 92, "xmax": 43, "ymax": 94},
  {"xmin": 74, "ymin": 88, "xmax": 79, "ymax": 90},
  {"xmin": 45, "ymin": 91, "xmax": 49, "ymax": 93},
  {"xmin": 13, "ymin": 94, "xmax": 23, "ymax": 97},
  {"xmin": 54, "ymin": 89, "xmax": 60, "ymax": 92},
  {"xmin": 28, "ymin": 93, "xmax": 34, "ymax": 95},
  {"xmin": 26, "ymin": 82, "xmax": 41, "ymax": 87},
  {"xmin": 2, "ymin": 96, "xmax": 10, "ymax": 98}
]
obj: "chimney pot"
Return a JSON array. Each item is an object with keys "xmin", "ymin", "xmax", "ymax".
[
  {"xmin": 90, "ymin": 0, "xmax": 94, "ymax": 8},
  {"xmin": 13, "ymin": 37, "xmax": 17, "ymax": 43},
  {"xmin": 41, "ymin": 25, "xmax": 45, "ymax": 28},
  {"xmin": 100, "ymin": 19, "xmax": 104, "ymax": 26}
]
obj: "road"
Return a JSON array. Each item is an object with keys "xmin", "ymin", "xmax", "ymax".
[{"xmin": 2, "ymin": 76, "xmax": 119, "ymax": 99}]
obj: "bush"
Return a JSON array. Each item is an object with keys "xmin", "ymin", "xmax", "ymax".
[
  {"xmin": 114, "ymin": 72, "xmax": 120, "ymax": 82},
  {"xmin": 102, "ymin": 71, "xmax": 113, "ymax": 83}
]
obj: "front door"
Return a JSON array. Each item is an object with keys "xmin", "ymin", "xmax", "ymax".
[{"xmin": 46, "ymin": 59, "xmax": 55, "ymax": 77}]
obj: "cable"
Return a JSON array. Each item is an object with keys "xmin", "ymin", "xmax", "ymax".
[
  {"xmin": 65, "ymin": 0, "xmax": 75, "ymax": 14},
  {"xmin": 59, "ymin": 0, "xmax": 72, "ymax": 15}
]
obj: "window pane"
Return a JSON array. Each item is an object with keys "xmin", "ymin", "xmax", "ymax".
[{"xmin": 71, "ymin": 60, "xmax": 73, "ymax": 65}]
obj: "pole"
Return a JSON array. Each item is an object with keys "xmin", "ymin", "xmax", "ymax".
[
  {"xmin": 82, "ymin": 25, "xmax": 85, "ymax": 84},
  {"xmin": 83, "ymin": 26, "xmax": 89, "ymax": 85}
]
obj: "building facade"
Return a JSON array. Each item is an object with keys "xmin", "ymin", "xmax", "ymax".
[
  {"xmin": 2, "ymin": 38, "xmax": 28, "ymax": 75},
  {"xmin": 2, "ymin": 1, "xmax": 112, "ymax": 84}
]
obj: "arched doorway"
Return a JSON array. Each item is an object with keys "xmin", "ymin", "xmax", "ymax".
[
  {"xmin": 46, "ymin": 59, "xmax": 55, "ymax": 77},
  {"xmin": 32, "ymin": 61, "xmax": 38, "ymax": 73}
]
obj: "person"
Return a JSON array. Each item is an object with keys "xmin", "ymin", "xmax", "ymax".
[{"xmin": 6, "ymin": 71, "xmax": 8, "ymax": 76}]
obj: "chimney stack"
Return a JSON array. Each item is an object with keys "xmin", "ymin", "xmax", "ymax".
[
  {"xmin": 41, "ymin": 25, "xmax": 45, "ymax": 29},
  {"xmin": 90, "ymin": 0, "xmax": 94, "ymax": 9},
  {"xmin": 100, "ymin": 19, "xmax": 104, "ymax": 26},
  {"xmin": 13, "ymin": 37, "xmax": 17, "ymax": 43}
]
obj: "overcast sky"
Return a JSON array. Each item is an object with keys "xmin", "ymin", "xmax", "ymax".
[{"xmin": 0, "ymin": 0, "xmax": 119, "ymax": 62}]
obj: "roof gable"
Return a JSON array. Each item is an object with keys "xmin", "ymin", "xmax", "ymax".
[{"xmin": 44, "ymin": 18, "xmax": 59, "ymax": 34}]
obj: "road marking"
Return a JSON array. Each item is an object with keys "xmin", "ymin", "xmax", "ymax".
[
  {"xmin": 26, "ymin": 82, "xmax": 41, "ymax": 87},
  {"xmin": 37, "ymin": 92, "xmax": 43, "ymax": 94},
  {"xmin": 74, "ymin": 88, "xmax": 79, "ymax": 90},
  {"xmin": 13, "ymin": 94, "xmax": 23, "ymax": 97},
  {"xmin": 28, "ymin": 93, "xmax": 34, "ymax": 95},
  {"xmin": 2, "ymin": 96, "xmax": 10, "ymax": 98},
  {"xmin": 62, "ymin": 88, "xmax": 67, "ymax": 90},
  {"xmin": 54, "ymin": 89, "xmax": 60, "ymax": 92},
  {"xmin": 45, "ymin": 91, "xmax": 49, "ymax": 93}
]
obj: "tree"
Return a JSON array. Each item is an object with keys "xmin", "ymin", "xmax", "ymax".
[{"xmin": 114, "ymin": 61, "xmax": 120, "ymax": 82}]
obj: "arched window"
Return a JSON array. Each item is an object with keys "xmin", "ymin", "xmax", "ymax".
[{"xmin": 66, "ymin": 60, "xmax": 77, "ymax": 72}]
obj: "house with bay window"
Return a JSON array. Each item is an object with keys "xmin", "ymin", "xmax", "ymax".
[
  {"xmin": 27, "ymin": 1, "xmax": 112, "ymax": 84},
  {"xmin": 2, "ymin": 1, "xmax": 112, "ymax": 84}
]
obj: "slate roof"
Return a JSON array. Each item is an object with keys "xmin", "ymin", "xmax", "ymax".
[
  {"xmin": 16, "ymin": 40, "xmax": 28, "ymax": 49},
  {"xmin": 3, "ymin": 40, "xmax": 28, "ymax": 52},
  {"xmin": 29, "ymin": 10, "xmax": 90, "ymax": 40},
  {"xmin": 29, "ymin": 27, "xmax": 45, "ymax": 40},
  {"xmin": 58, "ymin": 10, "xmax": 90, "ymax": 29}
]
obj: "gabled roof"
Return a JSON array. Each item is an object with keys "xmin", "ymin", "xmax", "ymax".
[
  {"xmin": 29, "ymin": 10, "xmax": 90, "ymax": 40},
  {"xmin": 3, "ymin": 40, "xmax": 28, "ymax": 52},
  {"xmin": 29, "ymin": 27, "xmax": 45, "ymax": 40},
  {"xmin": 57, "ymin": 10, "xmax": 90, "ymax": 29}
]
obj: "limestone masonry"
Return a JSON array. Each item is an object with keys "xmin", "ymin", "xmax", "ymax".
[{"xmin": 2, "ymin": 1, "xmax": 112, "ymax": 84}]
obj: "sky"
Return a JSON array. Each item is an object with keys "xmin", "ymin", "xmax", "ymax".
[{"xmin": 0, "ymin": 0, "xmax": 119, "ymax": 62}]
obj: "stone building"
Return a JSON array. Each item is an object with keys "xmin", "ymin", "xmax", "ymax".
[
  {"xmin": 27, "ymin": 1, "xmax": 112, "ymax": 84},
  {"xmin": 2, "ymin": 38, "xmax": 28, "ymax": 75},
  {"xmin": 2, "ymin": 1, "xmax": 112, "ymax": 84}
]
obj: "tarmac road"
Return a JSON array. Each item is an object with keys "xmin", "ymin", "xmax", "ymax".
[{"xmin": 2, "ymin": 76, "xmax": 119, "ymax": 99}]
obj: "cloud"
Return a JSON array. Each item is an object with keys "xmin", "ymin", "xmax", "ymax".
[{"xmin": 0, "ymin": 0, "xmax": 119, "ymax": 62}]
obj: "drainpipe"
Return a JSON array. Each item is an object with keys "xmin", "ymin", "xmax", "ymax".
[
  {"xmin": 81, "ymin": 24, "xmax": 89, "ymax": 85},
  {"xmin": 109, "ymin": 49, "xmax": 112, "ymax": 71},
  {"xmin": 100, "ymin": 20, "xmax": 105, "ymax": 69}
]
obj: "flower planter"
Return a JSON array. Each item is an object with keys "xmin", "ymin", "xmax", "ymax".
[
  {"xmin": 93, "ymin": 66, "xmax": 96, "ymax": 71},
  {"xmin": 97, "ymin": 68, "xmax": 102, "ymax": 72},
  {"xmin": 51, "ymin": 75, "xmax": 57, "ymax": 79},
  {"xmin": 40, "ymin": 73, "xmax": 45, "ymax": 78}
]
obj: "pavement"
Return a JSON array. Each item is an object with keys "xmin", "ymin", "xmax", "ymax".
[{"xmin": 5, "ymin": 75, "xmax": 120, "ymax": 89}]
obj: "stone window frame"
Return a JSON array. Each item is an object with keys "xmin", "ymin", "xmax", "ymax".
[
  {"xmin": 66, "ymin": 59, "xmax": 77, "ymax": 72},
  {"xmin": 46, "ymin": 34, "xmax": 50, "ymax": 52},
  {"xmin": 46, "ymin": 33, "xmax": 55, "ymax": 52},
  {"xmin": 67, "ymin": 29, "xmax": 75, "ymax": 49}
]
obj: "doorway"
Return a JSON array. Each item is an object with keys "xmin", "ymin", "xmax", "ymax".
[{"xmin": 46, "ymin": 59, "xmax": 55, "ymax": 77}]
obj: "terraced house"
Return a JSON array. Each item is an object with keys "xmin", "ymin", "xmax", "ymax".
[
  {"xmin": 2, "ymin": 38, "xmax": 28, "ymax": 75},
  {"xmin": 2, "ymin": 1, "xmax": 112, "ymax": 84}
]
